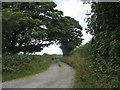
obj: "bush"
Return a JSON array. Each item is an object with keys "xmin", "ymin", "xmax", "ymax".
[
  {"xmin": 70, "ymin": 42, "xmax": 92, "ymax": 59},
  {"xmin": 2, "ymin": 54, "xmax": 52, "ymax": 81}
]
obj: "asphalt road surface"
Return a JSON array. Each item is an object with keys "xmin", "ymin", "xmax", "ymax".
[{"xmin": 2, "ymin": 61, "xmax": 75, "ymax": 88}]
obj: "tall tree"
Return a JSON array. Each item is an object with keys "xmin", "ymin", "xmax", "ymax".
[
  {"xmin": 2, "ymin": 2, "xmax": 62, "ymax": 54},
  {"xmin": 46, "ymin": 16, "xmax": 83, "ymax": 55},
  {"xmin": 58, "ymin": 16, "xmax": 83, "ymax": 55},
  {"xmin": 2, "ymin": 2, "xmax": 83, "ymax": 55}
]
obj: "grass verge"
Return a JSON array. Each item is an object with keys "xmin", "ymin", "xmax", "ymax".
[
  {"xmin": 2, "ymin": 54, "xmax": 52, "ymax": 82},
  {"xmin": 60, "ymin": 55, "xmax": 100, "ymax": 88},
  {"xmin": 59, "ymin": 43, "xmax": 106, "ymax": 88}
]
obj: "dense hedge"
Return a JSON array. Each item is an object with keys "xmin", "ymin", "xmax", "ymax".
[
  {"xmin": 70, "ymin": 43, "xmax": 92, "ymax": 59},
  {"xmin": 86, "ymin": 2, "xmax": 120, "ymax": 88}
]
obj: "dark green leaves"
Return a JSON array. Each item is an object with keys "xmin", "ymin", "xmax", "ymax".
[
  {"xmin": 86, "ymin": 2, "xmax": 120, "ymax": 88},
  {"xmin": 2, "ymin": 2, "xmax": 83, "ymax": 55}
]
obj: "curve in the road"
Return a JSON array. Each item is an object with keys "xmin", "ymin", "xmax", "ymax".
[{"xmin": 2, "ymin": 61, "xmax": 75, "ymax": 88}]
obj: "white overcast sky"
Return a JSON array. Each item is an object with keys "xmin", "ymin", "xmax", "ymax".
[{"xmin": 37, "ymin": 0, "xmax": 92, "ymax": 55}]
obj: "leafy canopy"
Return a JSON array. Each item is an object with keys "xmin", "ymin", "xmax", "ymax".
[{"xmin": 2, "ymin": 2, "xmax": 83, "ymax": 55}]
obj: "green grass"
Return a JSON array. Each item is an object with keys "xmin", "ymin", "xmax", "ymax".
[
  {"xmin": 57, "ymin": 42, "xmax": 118, "ymax": 88},
  {"xmin": 59, "ymin": 43, "xmax": 104, "ymax": 88},
  {"xmin": 2, "ymin": 54, "xmax": 52, "ymax": 82},
  {"xmin": 60, "ymin": 55, "xmax": 100, "ymax": 88}
]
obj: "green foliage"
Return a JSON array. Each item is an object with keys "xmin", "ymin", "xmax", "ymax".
[
  {"xmin": 3, "ymin": 54, "xmax": 30, "ymax": 72},
  {"xmin": 61, "ymin": 42, "xmax": 119, "ymax": 88},
  {"xmin": 58, "ymin": 16, "xmax": 83, "ymax": 56},
  {"xmin": 70, "ymin": 42, "xmax": 92, "ymax": 59},
  {"xmin": 2, "ymin": 5, "xmax": 46, "ymax": 54},
  {"xmin": 86, "ymin": 2, "xmax": 120, "ymax": 88},
  {"xmin": 2, "ymin": 2, "xmax": 83, "ymax": 55},
  {"xmin": 2, "ymin": 54, "xmax": 52, "ymax": 81},
  {"xmin": 60, "ymin": 52, "xmax": 99, "ymax": 88}
]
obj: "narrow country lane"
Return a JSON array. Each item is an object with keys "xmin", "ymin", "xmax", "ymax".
[{"xmin": 2, "ymin": 61, "xmax": 75, "ymax": 88}]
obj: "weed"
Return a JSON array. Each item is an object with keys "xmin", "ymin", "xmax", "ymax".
[{"xmin": 58, "ymin": 64, "xmax": 61, "ymax": 67}]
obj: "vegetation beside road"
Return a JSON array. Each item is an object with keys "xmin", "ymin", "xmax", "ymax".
[
  {"xmin": 60, "ymin": 42, "xmax": 119, "ymax": 88},
  {"xmin": 2, "ymin": 54, "xmax": 52, "ymax": 82},
  {"xmin": 60, "ymin": 43, "xmax": 99, "ymax": 88},
  {"xmin": 2, "ymin": 2, "xmax": 119, "ymax": 88}
]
